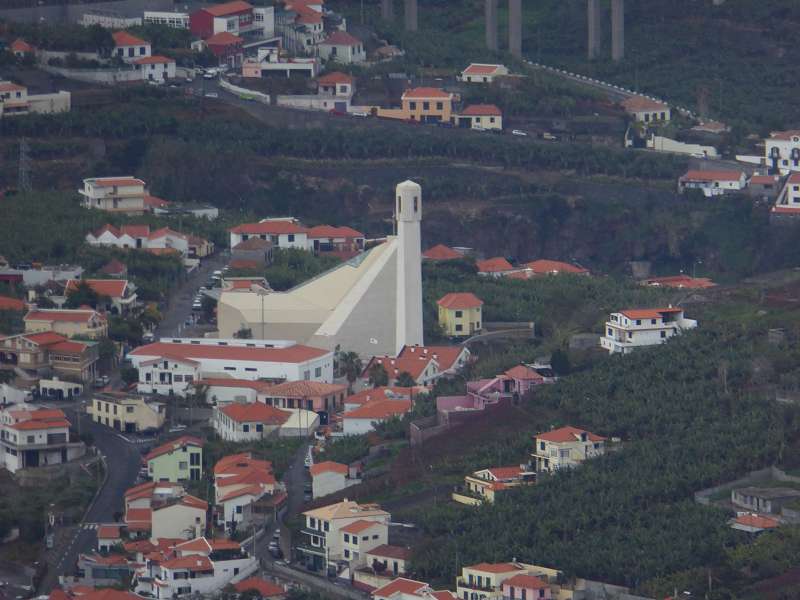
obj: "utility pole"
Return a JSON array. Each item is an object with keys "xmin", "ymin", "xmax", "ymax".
[{"xmin": 18, "ymin": 138, "xmax": 32, "ymax": 193}]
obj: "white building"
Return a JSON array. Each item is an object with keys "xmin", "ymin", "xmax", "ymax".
[
  {"xmin": 128, "ymin": 338, "xmax": 334, "ymax": 397},
  {"xmin": 80, "ymin": 10, "xmax": 142, "ymax": 28},
  {"xmin": 0, "ymin": 405, "xmax": 85, "ymax": 473},
  {"xmin": 229, "ymin": 218, "xmax": 309, "ymax": 250},
  {"xmin": 86, "ymin": 224, "xmax": 201, "ymax": 257},
  {"xmin": 600, "ymin": 307, "xmax": 698, "ymax": 354},
  {"xmin": 457, "ymin": 104, "xmax": 503, "ymax": 131},
  {"xmin": 531, "ymin": 426, "xmax": 605, "ymax": 473},
  {"xmin": 214, "ymin": 453, "xmax": 282, "ymax": 528},
  {"xmin": 151, "ymin": 494, "xmax": 208, "ymax": 543},
  {"xmin": 459, "ymin": 63, "xmax": 509, "ymax": 83},
  {"xmin": 149, "ymin": 538, "xmax": 258, "ymax": 599},
  {"xmin": 310, "ymin": 461, "xmax": 356, "ymax": 499},
  {"xmin": 772, "ymin": 172, "xmax": 800, "ymax": 216},
  {"xmin": 298, "ymin": 499, "xmax": 390, "ymax": 574},
  {"xmin": 213, "ymin": 402, "xmax": 318, "ymax": 441},
  {"xmin": 112, "ymin": 31, "xmax": 152, "ymax": 63},
  {"xmin": 134, "ymin": 56, "xmax": 176, "ymax": 83},
  {"xmin": 219, "ymin": 180, "xmax": 424, "ymax": 357},
  {"xmin": 79, "ymin": 177, "xmax": 148, "ymax": 214},
  {"xmin": 144, "ymin": 11, "xmax": 190, "ymax": 28},
  {"xmin": 678, "ymin": 170, "xmax": 747, "ymax": 197},
  {"xmin": 242, "ymin": 46, "xmax": 319, "ymax": 79},
  {"xmin": 317, "ymin": 31, "xmax": 365, "ymax": 64},
  {"xmin": 0, "ymin": 81, "xmax": 71, "ymax": 118},
  {"xmin": 622, "ymin": 96, "xmax": 671, "ymax": 124},
  {"xmin": 764, "ymin": 130, "xmax": 800, "ymax": 175},
  {"xmin": 342, "ymin": 399, "xmax": 412, "ymax": 436}
]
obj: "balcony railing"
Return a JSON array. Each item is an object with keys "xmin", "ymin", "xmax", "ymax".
[{"xmin": 457, "ymin": 578, "xmax": 497, "ymax": 592}]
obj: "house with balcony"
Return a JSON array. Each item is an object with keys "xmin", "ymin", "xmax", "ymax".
[
  {"xmin": 229, "ymin": 218, "xmax": 364, "ymax": 256},
  {"xmin": 454, "ymin": 465, "xmax": 536, "ymax": 505},
  {"xmin": 123, "ymin": 479, "xmax": 185, "ymax": 536},
  {"xmin": 258, "ymin": 380, "xmax": 347, "ymax": 425},
  {"xmin": 317, "ymin": 30, "xmax": 365, "ymax": 64},
  {"xmin": 64, "ymin": 279, "xmax": 138, "ymax": 315},
  {"xmin": 298, "ymin": 499, "xmax": 390, "ymax": 575},
  {"xmin": 354, "ymin": 545, "xmax": 412, "ymax": 591},
  {"xmin": 214, "ymin": 453, "xmax": 283, "ymax": 530},
  {"xmin": 456, "ymin": 563, "xmax": 563, "ymax": 600},
  {"xmin": 88, "ymin": 392, "xmax": 166, "ymax": 433},
  {"xmin": 0, "ymin": 405, "xmax": 85, "ymax": 473},
  {"xmin": 189, "ymin": 1, "xmax": 274, "ymax": 40},
  {"xmin": 600, "ymin": 307, "xmax": 697, "ymax": 354},
  {"xmin": 145, "ymin": 436, "xmax": 204, "ymax": 483},
  {"xmin": 397, "ymin": 345, "xmax": 471, "ymax": 378},
  {"xmin": 762, "ymin": 130, "xmax": 800, "ymax": 175},
  {"xmin": 0, "ymin": 331, "xmax": 99, "ymax": 382},
  {"xmin": 24, "ymin": 308, "xmax": 108, "ymax": 340},
  {"xmin": 79, "ymin": 177, "xmax": 152, "ymax": 214},
  {"xmin": 531, "ymin": 426, "xmax": 605, "ymax": 473}
]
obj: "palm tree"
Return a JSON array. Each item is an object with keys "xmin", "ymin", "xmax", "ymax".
[{"xmin": 339, "ymin": 351, "xmax": 363, "ymax": 392}]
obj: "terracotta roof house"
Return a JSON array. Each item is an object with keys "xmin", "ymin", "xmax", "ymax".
[
  {"xmin": 422, "ymin": 244, "xmax": 463, "ymax": 261},
  {"xmin": 476, "ymin": 257, "xmax": 515, "ymax": 276}
]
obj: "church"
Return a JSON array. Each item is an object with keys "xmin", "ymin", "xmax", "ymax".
[{"xmin": 217, "ymin": 180, "xmax": 424, "ymax": 357}]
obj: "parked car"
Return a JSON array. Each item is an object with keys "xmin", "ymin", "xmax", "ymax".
[
  {"xmin": 511, "ymin": 129, "xmax": 528, "ymax": 137},
  {"xmin": 351, "ymin": 111, "xmax": 368, "ymax": 118},
  {"xmin": 204, "ymin": 92, "xmax": 219, "ymax": 98},
  {"xmin": 541, "ymin": 132, "xmax": 558, "ymax": 141}
]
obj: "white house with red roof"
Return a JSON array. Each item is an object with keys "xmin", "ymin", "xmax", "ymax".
[
  {"xmin": 600, "ymin": 307, "xmax": 697, "ymax": 354},
  {"xmin": 214, "ymin": 453, "xmax": 283, "ymax": 527},
  {"xmin": 234, "ymin": 577, "xmax": 286, "ymax": 599},
  {"xmin": 678, "ymin": 170, "xmax": 746, "ymax": 197},
  {"xmin": 457, "ymin": 464, "xmax": 536, "ymax": 505},
  {"xmin": 342, "ymin": 397, "xmax": 412, "ymax": 435},
  {"xmin": 317, "ymin": 71, "xmax": 355, "ymax": 98},
  {"xmin": 64, "ymin": 279, "xmax": 137, "ymax": 314},
  {"xmin": 317, "ymin": 30, "xmax": 365, "ymax": 64},
  {"xmin": 0, "ymin": 404, "xmax": 85, "ymax": 473},
  {"xmin": 531, "ymin": 426, "xmax": 605, "ymax": 473},
  {"xmin": 79, "ymin": 176, "xmax": 150, "ymax": 214},
  {"xmin": 475, "ymin": 257, "xmax": 516, "ymax": 277},
  {"xmin": 151, "ymin": 494, "xmax": 208, "ymax": 543},
  {"xmin": 112, "ymin": 31, "xmax": 152, "ymax": 62},
  {"xmin": 456, "ymin": 562, "xmax": 562, "ymax": 600},
  {"xmin": 229, "ymin": 218, "xmax": 364, "ymax": 255},
  {"xmin": 189, "ymin": 0, "xmax": 274, "ymax": 40},
  {"xmin": 373, "ymin": 578, "xmax": 457, "ymax": 600},
  {"xmin": 762, "ymin": 130, "xmax": 800, "ymax": 175},
  {"xmin": 133, "ymin": 55, "xmax": 176, "ymax": 83},
  {"xmin": 128, "ymin": 337, "xmax": 333, "ymax": 397},
  {"xmin": 457, "ymin": 104, "xmax": 503, "ymax": 131},
  {"xmin": 621, "ymin": 95, "xmax": 671, "ymax": 124},
  {"xmin": 459, "ymin": 63, "xmax": 509, "ymax": 84},
  {"xmin": 24, "ymin": 307, "xmax": 108, "ymax": 340},
  {"xmin": 213, "ymin": 402, "xmax": 292, "ymax": 441},
  {"xmin": 521, "ymin": 259, "xmax": 589, "ymax": 277},
  {"xmin": 310, "ymin": 460, "xmax": 356, "ymax": 499},
  {"xmin": 355, "ymin": 545, "xmax": 412, "ymax": 590},
  {"xmin": 730, "ymin": 513, "xmax": 781, "ymax": 534}
]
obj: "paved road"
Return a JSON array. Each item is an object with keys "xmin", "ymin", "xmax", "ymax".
[
  {"xmin": 154, "ymin": 252, "xmax": 228, "ymax": 338},
  {"xmin": 38, "ymin": 405, "xmax": 143, "ymax": 594}
]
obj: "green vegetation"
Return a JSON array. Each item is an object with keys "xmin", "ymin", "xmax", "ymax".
[
  {"xmin": 407, "ymin": 319, "xmax": 800, "ymax": 589},
  {"xmin": 317, "ymin": 435, "xmax": 371, "ymax": 466},
  {"xmin": 254, "ymin": 249, "xmax": 341, "ymax": 291},
  {"xmin": 201, "ymin": 432, "xmax": 302, "ymax": 481}
]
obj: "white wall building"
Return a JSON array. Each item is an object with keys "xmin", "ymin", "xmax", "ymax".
[
  {"xmin": 112, "ymin": 31, "xmax": 152, "ymax": 63},
  {"xmin": 144, "ymin": 11, "xmax": 190, "ymax": 28},
  {"xmin": 80, "ymin": 11, "xmax": 142, "ymax": 28},
  {"xmin": 79, "ymin": 177, "xmax": 148, "ymax": 214},
  {"xmin": 0, "ymin": 81, "xmax": 71, "ymax": 118},
  {"xmin": 128, "ymin": 338, "xmax": 334, "ymax": 397},
  {"xmin": 531, "ymin": 426, "xmax": 605, "ymax": 473},
  {"xmin": 765, "ymin": 130, "xmax": 800, "ymax": 175},
  {"xmin": 459, "ymin": 63, "xmax": 509, "ymax": 83},
  {"xmin": 678, "ymin": 170, "xmax": 747, "ymax": 197},
  {"xmin": 218, "ymin": 180, "xmax": 424, "ymax": 357},
  {"xmin": 0, "ymin": 405, "xmax": 85, "ymax": 473},
  {"xmin": 134, "ymin": 56, "xmax": 176, "ymax": 83},
  {"xmin": 151, "ymin": 495, "xmax": 208, "ymax": 543},
  {"xmin": 600, "ymin": 307, "xmax": 698, "ymax": 354},
  {"xmin": 229, "ymin": 218, "xmax": 309, "ymax": 250},
  {"xmin": 310, "ymin": 461, "xmax": 358, "ymax": 499},
  {"xmin": 317, "ymin": 31, "xmax": 365, "ymax": 64}
]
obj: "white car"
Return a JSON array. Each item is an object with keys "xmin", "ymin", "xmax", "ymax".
[
  {"xmin": 204, "ymin": 92, "xmax": 219, "ymax": 98},
  {"xmin": 511, "ymin": 129, "xmax": 528, "ymax": 137}
]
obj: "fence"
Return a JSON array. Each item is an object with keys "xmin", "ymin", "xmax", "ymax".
[{"xmin": 219, "ymin": 77, "xmax": 270, "ymax": 104}]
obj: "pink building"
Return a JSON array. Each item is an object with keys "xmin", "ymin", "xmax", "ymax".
[{"xmin": 502, "ymin": 574, "xmax": 551, "ymax": 600}]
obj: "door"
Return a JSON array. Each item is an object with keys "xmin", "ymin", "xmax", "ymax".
[{"xmin": 334, "ymin": 101, "xmax": 347, "ymax": 112}]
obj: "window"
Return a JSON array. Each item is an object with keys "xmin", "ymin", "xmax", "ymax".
[
  {"xmin": 344, "ymin": 549, "xmax": 350, "ymax": 558},
  {"xmin": 190, "ymin": 453, "xmax": 200, "ymax": 466},
  {"xmin": 607, "ymin": 328, "xmax": 613, "ymax": 336},
  {"xmin": 455, "ymin": 310, "xmax": 463, "ymax": 318},
  {"xmin": 660, "ymin": 331, "xmax": 667, "ymax": 338},
  {"xmin": 243, "ymin": 424, "xmax": 250, "ymax": 432},
  {"xmin": 27, "ymin": 435, "xmax": 35, "ymax": 444},
  {"xmin": 409, "ymin": 101, "xmax": 416, "ymax": 110},
  {"xmin": 236, "ymin": 505, "xmax": 243, "ymax": 514},
  {"xmin": 126, "ymin": 406, "xmax": 134, "ymax": 413},
  {"xmin": 644, "ymin": 113, "xmax": 650, "ymax": 122},
  {"xmin": 372, "ymin": 534, "xmax": 379, "ymax": 539},
  {"xmin": 245, "ymin": 367, "xmax": 257, "ymax": 372},
  {"xmin": 288, "ymin": 234, "xmax": 295, "ymax": 242},
  {"xmin": 436, "ymin": 102, "xmax": 443, "ymax": 110},
  {"xmin": 539, "ymin": 441, "xmax": 545, "ymax": 451},
  {"xmin": 315, "ymin": 367, "xmax": 322, "ymax": 377},
  {"xmin": 627, "ymin": 331, "xmax": 633, "ymax": 339},
  {"xmin": 179, "ymin": 461, "xmax": 188, "ymax": 470},
  {"xmin": 323, "ymin": 521, "xmax": 329, "ymax": 532},
  {"xmin": 224, "ymin": 367, "xmax": 236, "ymax": 371},
  {"xmin": 651, "ymin": 319, "xmax": 657, "ymax": 324},
  {"xmin": 174, "ymin": 375, "xmax": 183, "ymax": 382},
  {"xmin": 635, "ymin": 319, "xmax": 641, "ymax": 325},
  {"xmin": 455, "ymin": 324, "xmax": 463, "ymax": 332},
  {"xmin": 256, "ymin": 424, "xmax": 263, "ymax": 432},
  {"xmin": 353, "ymin": 537, "xmax": 358, "ymax": 545},
  {"xmin": 344, "ymin": 534, "xmax": 350, "ymax": 542},
  {"xmin": 423, "ymin": 102, "xmax": 430, "ymax": 110},
  {"xmin": 304, "ymin": 370, "xmax": 311, "ymax": 380}
]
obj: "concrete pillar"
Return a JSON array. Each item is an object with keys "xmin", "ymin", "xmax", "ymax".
[
  {"xmin": 485, "ymin": 0, "xmax": 498, "ymax": 52},
  {"xmin": 611, "ymin": 0, "xmax": 624, "ymax": 61},
  {"xmin": 587, "ymin": 0, "xmax": 601, "ymax": 60},
  {"xmin": 508, "ymin": 0, "xmax": 522, "ymax": 58},
  {"xmin": 404, "ymin": 0, "xmax": 418, "ymax": 32},
  {"xmin": 381, "ymin": 0, "xmax": 393, "ymax": 21}
]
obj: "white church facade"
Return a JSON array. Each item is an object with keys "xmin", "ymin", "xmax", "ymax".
[{"xmin": 217, "ymin": 180, "xmax": 425, "ymax": 357}]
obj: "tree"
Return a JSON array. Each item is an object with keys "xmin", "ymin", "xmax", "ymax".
[
  {"xmin": 0, "ymin": 371, "xmax": 13, "ymax": 385},
  {"xmin": 395, "ymin": 371, "xmax": 416, "ymax": 388},
  {"xmin": 368, "ymin": 363, "xmax": 389, "ymax": 388},
  {"xmin": 550, "ymin": 348, "xmax": 571, "ymax": 375},
  {"xmin": 201, "ymin": 295, "xmax": 217, "ymax": 321},
  {"xmin": 339, "ymin": 351, "xmax": 363, "ymax": 392},
  {"xmin": 235, "ymin": 327, "xmax": 253, "ymax": 339},
  {"xmin": 121, "ymin": 367, "xmax": 138, "ymax": 385},
  {"xmin": 65, "ymin": 280, "xmax": 100, "ymax": 309}
]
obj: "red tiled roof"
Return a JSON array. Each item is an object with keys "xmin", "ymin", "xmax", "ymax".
[
  {"xmin": 200, "ymin": 378, "xmax": 270, "ymax": 391},
  {"xmin": 769, "ymin": 130, "xmax": 800, "ymax": 141},
  {"xmin": 220, "ymin": 403, "xmax": 291, "ymax": 425},
  {"xmin": 771, "ymin": 206, "xmax": 800, "ymax": 214},
  {"xmin": 461, "ymin": 104, "xmax": 502, "ymax": 117},
  {"xmin": 422, "ymin": 244, "xmax": 462, "ymax": 260},
  {"xmin": 321, "ymin": 30, "xmax": 361, "ymax": 46},
  {"xmin": 734, "ymin": 514, "xmax": 780, "ymax": 529},
  {"xmin": 126, "ymin": 508, "xmax": 152, "ymax": 526},
  {"xmin": 112, "ymin": 31, "xmax": 148, "ymax": 47},
  {"xmin": 341, "ymin": 519, "xmax": 381, "ymax": 534},
  {"xmin": 50, "ymin": 340, "xmax": 89, "ymax": 353},
  {"xmin": 437, "ymin": 292, "xmax": 483, "ymax": 309},
  {"xmin": 130, "ymin": 341, "xmax": 329, "ymax": 364},
  {"xmin": 476, "ymin": 257, "xmax": 514, "ymax": 273},
  {"xmin": 345, "ymin": 386, "xmax": 416, "ymax": 406},
  {"xmin": 203, "ymin": 0, "xmax": 253, "ymax": 16},
  {"xmin": 486, "ymin": 466, "xmax": 523, "ymax": 480},
  {"xmin": 217, "ymin": 483, "xmax": 267, "ymax": 502},
  {"xmin": 144, "ymin": 436, "xmax": 203, "ymax": 461},
  {"xmin": 372, "ymin": 578, "xmax": 428, "ymax": 599},
  {"xmin": 502, "ymin": 574, "xmax": 548, "ymax": 589},
  {"xmin": 306, "ymin": 225, "xmax": 363, "ymax": 238},
  {"xmin": 644, "ymin": 275, "xmax": 715, "ymax": 289},
  {"xmin": 134, "ymin": 55, "xmax": 173, "ymax": 65},
  {"xmin": 206, "ymin": 32, "xmax": 244, "ymax": 46},
  {"xmin": 234, "ymin": 577, "xmax": 285, "ymax": 598},
  {"xmin": 25, "ymin": 309, "xmax": 96, "ymax": 323},
  {"xmin": 403, "ymin": 87, "xmax": 451, "ymax": 99},
  {"xmin": 0, "ymin": 82, "xmax": 25, "ymax": 93},
  {"xmin": 161, "ymin": 555, "xmax": 213, "ymax": 572},
  {"xmin": 0, "ymin": 296, "xmax": 25, "ymax": 311},
  {"xmin": 65, "ymin": 279, "xmax": 128, "ymax": 299},
  {"xmin": 343, "ymin": 399, "xmax": 411, "ymax": 420},
  {"xmin": 97, "ymin": 525, "xmax": 122, "ymax": 539},
  {"xmin": 100, "ymin": 259, "xmax": 127, "ymax": 275},
  {"xmin": 367, "ymin": 544, "xmax": 411, "ymax": 560},
  {"xmin": 229, "ymin": 259, "xmax": 263, "ymax": 270},
  {"xmin": 11, "ymin": 417, "xmax": 70, "ymax": 431},
  {"xmin": 365, "ymin": 354, "xmax": 436, "ymax": 381},
  {"xmin": 91, "ymin": 177, "xmax": 145, "ymax": 187},
  {"xmin": 463, "ymin": 63, "xmax": 504, "ymax": 75},
  {"xmin": 398, "ymin": 345, "xmax": 465, "ymax": 372},
  {"xmin": 317, "ymin": 72, "xmax": 354, "ymax": 85},
  {"xmin": 621, "ymin": 95, "xmax": 668, "ymax": 112},
  {"xmin": 619, "ymin": 307, "xmax": 682, "ymax": 320},
  {"xmin": 524, "ymin": 259, "xmax": 588, "ymax": 275},
  {"xmin": 467, "ymin": 563, "xmax": 523, "ymax": 573},
  {"xmin": 24, "ymin": 331, "xmax": 69, "ymax": 346},
  {"xmin": 536, "ymin": 425, "xmax": 605, "ymax": 443},
  {"xmin": 233, "ymin": 237, "xmax": 272, "ymax": 250},
  {"xmin": 10, "ymin": 38, "xmax": 34, "ymax": 53},
  {"xmin": 503, "ymin": 364, "xmax": 543, "ymax": 381},
  {"xmin": 143, "ymin": 195, "xmax": 170, "ymax": 209},
  {"xmin": 750, "ymin": 175, "xmax": 778, "ymax": 185},
  {"xmin": 260, "ymin": 380, "xmax": 346, "ymax": 398},
  {"xmin": 214, "ymin": 452, "xmax": 272, "ymax": 476},
  {"xmin": 230, "ymin": 221, "xmax": 306, "ymax": 235},
  {"xmin": 680, "ymin": 170, "xmax": 744, "ymax": 183},
  {"xmin": 309, "ymin": 461, "xmax": 348, "ymax": 476}
]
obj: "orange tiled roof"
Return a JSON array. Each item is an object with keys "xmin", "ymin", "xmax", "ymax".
[
  {"xmin": 622, "ymin": 95, "xmax": 668, "ymax": 112},
  {"xmin": 262, "ymin": 380, "xmax": 347, "ymax": 398},
  {"xmin": 365, "ymin": 354, "xmax": 436, "ymax": 380},
  {"xmin": 112, "ymin": 31, "xmax": 148, "ymax": 47},
  {"xmin": 734, "ymin": 514, "xmax": 780, "ymax": 529},
  {"xmin": 25, "ymin": 309, "xmax": 97, "ymax": 323},
  {"xmin": 129, "ymin": 341, "xmax": 330, "ymax": 364},
  {"xmin": 524, "ymin": 259, "xmax": 588, "ymax": 275},
  {"xmin": 234, "ymin": 578, "xmax": 285, "ymax": 598},
  {"xmin": 10, "ymin": 38, "xmax": 34, "ymax": 53},
  {"xmin": 220, "ymin": 403, "xmax": 291, "ymax": 425},
  {"xmin": 206, "ymin": 32, "xmax": 243, "ymax": 46},
  {"xmin": 476, "ymin": 257, "xmax": 514, "ymax": 273},
  {"xmin": 422, "ymin": 244, "xmax": 462, "ymax": 260},
  {"xmin": 503, "ymin": 574, "xmax": 548, "ymax": 589},
  {"xmin": 619, "ymin": 307, "xmax": 682, "ymax": 320},
  {"xmin": 437, "ymin": 292, "xmax": 483, "ymax": 309},
  {"xmin": 306, "ymin": 225, "xmax": 363, "ymax": 238},
  {"xmin": 317, "ymin": 72, "xmax": 354, "ymax": 85},
  {"xmin": 403, "ymin": 87, "xmax": 452, "ymax": 99},
  {"xmin": 461, "ymin": 104, "xmax": 502, "ymax": 117},
  {"xmin": 65, "ymin": 279, "xmax": 128, "ymax": 299},
  {"xmin": 680, "ymin": 170, "xmax": 744, "ymax": 183},
  {"xmin": 372, "ymin": 578, "xmax": 428, "ymax": 598},
  {"xmin": 536, "ymin": 426, "xmax": 605, "ymax": 443},
  {"xmin": 503, "ymin": 364, "xmax": 543, "ymax": 381},
  {"xmin": 134, "ymin": 55, "xmax": 173, "ymax": 65},
  {"xmin": 343, "ymin": 399, "xmax": 411, "ymax": 420},
  {"xmin": 309, "ymin": 461, "xmax": 348, "ymax": 476},
  {"xmin": 463, "ymin": 63, "xmax": 504, "ymax": 75},
  {"xmin": 341, "ymin": 519, "xmax": 380, "ymax": 534},
  {"xmin": 321, "ymin": 30, "xmax": 361, "ymax": 46},
  {"xmin": 398, "ymin": 345, "xmax": 465, "ymax": 372},
  {"xmin": 0, "ymin": 296, "xmax": 25, "ymax": 311},
  {"xmin": 230, "ymin": 221, "xmax": 306, "ymax": 235},
  {"xmin": 144, "ymin": 436, "xmax": 203, "ymax": 461},
  {"xmin": 203, "ymin": 0, "xmax": 253, "ymax": 16}
]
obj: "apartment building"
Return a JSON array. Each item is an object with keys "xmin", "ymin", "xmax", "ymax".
[
  {"xmin": 89, "ymin": 392, "xmax": 166, "ymax": 433},
  {"xmin": 0, "ymin": 331, "xmax": 99, "ymax": 382},
  {"xmin": 0, "ymin": 405, "xmax": 85, "ymax": 473},
  {"xmin": 600, "ymin": 307, "xmax": 698, "ymax": 354}
]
